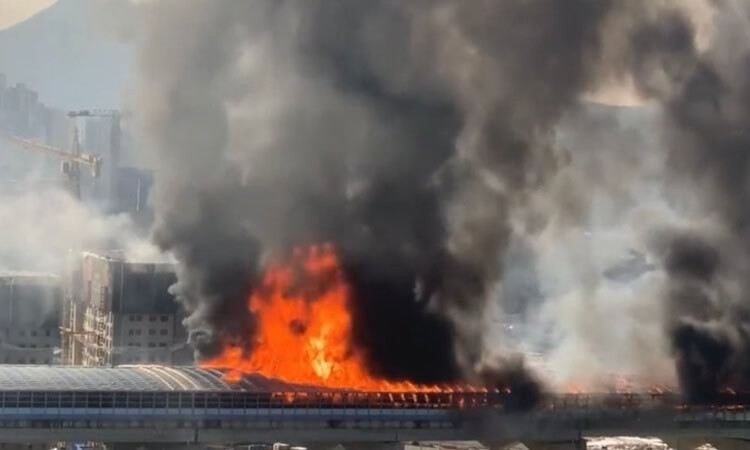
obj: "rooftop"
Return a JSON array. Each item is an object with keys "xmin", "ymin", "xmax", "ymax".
[
  {"xmin": 81, "ymin": 250, "xmax": 175, "ymax": 267},
  {"xmin": 0, "ymin": 272, "xmax": 59, "ymax": 283},
  {"xmin": 0, "ymin": 365, "xmax": 319, "ymax": 392}
]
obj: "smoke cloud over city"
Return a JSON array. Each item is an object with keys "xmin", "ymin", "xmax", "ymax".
[
  {"xmin": 621, "ymin": 1, "xmax": 750, "ymax": 402},
  {"xmin": 0, "ymin": 175, "xmax": 159, "ymax": 273},
  {"xmin": 125, "ymin": 0, "xmax": 750, "ymax": 403}
]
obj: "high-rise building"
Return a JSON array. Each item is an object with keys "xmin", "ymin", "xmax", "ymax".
[
  {"xmin": 44, "ymin": 108, "xmax": 75, "ymax": 149},
  {"xmin": 0, "ymin": 72, "xmax": 6, "ymax": 102},
  {"xmin": 62, "ymin": 251, "xmax": 193, "ymax": 367},
  {"xmin": 0, "ymin": 272, "xmax": 61, "ymax": 365},
  {"xmin": 83, "ymin": 118, "xmax": 114, "ymax": 207},
  {"xmin": 113, "ymin": 166, "xmax": 155, "ymax": 230},
  {"xmin": 2, "ymin": 82, "xmax": 40, "ymax": 137}
]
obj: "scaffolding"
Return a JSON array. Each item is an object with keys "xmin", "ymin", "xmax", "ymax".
[{"xmin": 81, "ymin": 306, "xmax": 112, "ymax": 367}]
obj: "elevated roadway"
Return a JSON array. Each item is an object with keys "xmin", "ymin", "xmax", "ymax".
[{"xmin": 0, "ymin": 366, "xmax": 747, "ymax": 448}]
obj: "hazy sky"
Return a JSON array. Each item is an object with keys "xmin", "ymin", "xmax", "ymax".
[
  {"xmin": 0, "ymin": 0, "xmax": 56, "ymax": 30},
  {"xmin": 0, "ymin": 0, "xmax": 646, "ymax": 109},
  {"xmin": 0, "ymin": 0, "xmax": 131, "ymax": 109}
]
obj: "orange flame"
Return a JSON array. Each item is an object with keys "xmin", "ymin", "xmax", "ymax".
[{"xmin": 203, "ymin": 244, "xmax": 443, "ymax": 392}]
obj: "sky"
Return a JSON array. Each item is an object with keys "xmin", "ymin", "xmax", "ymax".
[
  {"xmin": 0, "ymin": 0, "xmax": 648, "ymax": 109},
  {"xmin": 0, "ymin": 0, "xmax": 56, "ymax": 30},
  {"xmin": 0, "ymin": 0, "xmax": 131, "ymax": 109}
]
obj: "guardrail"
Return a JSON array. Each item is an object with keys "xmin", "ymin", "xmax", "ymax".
[
  {"xmin": 0, "ymin": 390, "xmax": 749, "ymax": 418},
  {"xmin": 0, "ymin": 390, "xmax": 490, "ymax": 411}
]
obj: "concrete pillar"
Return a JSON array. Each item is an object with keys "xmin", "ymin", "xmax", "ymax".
[
  {"xmin": 482, "ymin": 442, "xmax": 529, "ymax": 450},
  {"xmin": 522, "ymin": 440, "xmax": 586, "ymax": 450},
  {"xmin": 105, "ymin": 444, "xmax": 204, "ymax": 450},
  {"xmin": 306, "ymin": 443, "xmax": 401, "ymax": 450},
  {"xmin": 705, "ymin": 438, "xmax": 750, "ymax": 450},
  {"xmin": 661, "ymin": 437, "xmax": 710, "ymax": 450},
  {"xmin": 305, "ymin": 444, "xmax": 346, "ymax": 450},
  {"xmin": 341, "ymin": 444, "xmax": 402, "ymax": 450}
]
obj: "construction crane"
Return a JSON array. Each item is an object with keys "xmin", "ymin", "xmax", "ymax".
[{"xmin": 6, "ymin": 135, "xmax": 103, "ymax": 200}]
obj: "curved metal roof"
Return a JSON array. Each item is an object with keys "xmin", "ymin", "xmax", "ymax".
[{"xmin": 0, "ymin": 365, "xmax": 318, "ymax": 392}]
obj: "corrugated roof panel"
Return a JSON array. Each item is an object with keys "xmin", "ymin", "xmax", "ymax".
[{"xmin": 0, "ymin": 365, "xmax": 313, "ymax": 392}]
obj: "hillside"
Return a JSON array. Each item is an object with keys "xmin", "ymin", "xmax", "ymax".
[{"xmin": 0, "ymin": 0, "xmax": 131, "ymax": 109}]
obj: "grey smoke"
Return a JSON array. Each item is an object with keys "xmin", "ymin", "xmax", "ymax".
[
  {"xmin": 611, "ymin": 0, "xmax": 750, "ymax": 400},
  {"xmin": 0, "ymin": 184, "xmax": 160, "ymax": 272},
  {"xmin": 520, "ymin": 0, "xmax": 750, "ymax": 397}
]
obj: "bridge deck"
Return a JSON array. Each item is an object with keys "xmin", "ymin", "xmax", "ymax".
[{"xmin": 0, "ymin": 366, "xmax": 746, "ymax": 444}]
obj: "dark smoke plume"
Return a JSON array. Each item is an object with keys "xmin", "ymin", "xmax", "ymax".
[
  {"xmin": 613, "ymin": 1, "xmax": 750, "ymax": 402},
  {"xmin": 131, "ymin": 0, "xmax": 750, "ymax": 403},
  {"xmin": 130, "ymin": 0, "xmax": 649, "ymax": 406}
]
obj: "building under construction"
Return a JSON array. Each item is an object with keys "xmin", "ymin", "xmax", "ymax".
[
  {"xmin": 62, "ymin": 251, "xmax": 193, "ymax": 367},
  {"xmin": 0, "ymin": 272, "xmax": 61, "ymax": 365}
]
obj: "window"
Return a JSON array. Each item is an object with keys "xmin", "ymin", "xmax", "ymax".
[
  {"xmin": 29, "ymin": 358, "xmax": 36, "ymax": 364},
  {"xmin": 44, "ymin": 359, "xmax": 50, "ymax": 365},
  {"xmin": 160, "ymin": 315, "xmax": 168, "ymax": 322},
  {"xmin": 19, "ymin": 331, "xmax": 25, "ymax": 337},
  {"xmin": 128, "ymin": 330, "xmax": 134, "ymax": 336},
  {"xmin": 44, "ymin": 344, "xmax": 50, "ymax": 348},
  {"xmin": 30, "ymin": 344, "xmax": 36, "ymax": 348},
  {"xmin": 129, "ymin": 315, "xmax": 136, "ymax": 321},
  {"xmin": 149, "ymin": 329, "xmax": 156, "ymax": 336},
  {"xmin": 159, "ymin": 343, "xmax": 167, "ymax": 348},
  {"xmin": 19, "ymin": 344, "xmax": 25, "ymax": 348},
  {"xmin": 18, "ymin": 358, "xmax": 24, "ymax": 364},
  {"xmin": 135, "ymin": 329, "xmax": 142, "ymax": 336},
  {"xmin": 45, "ymin": 330, "xmax": 51, "ymax": 337},
  {"xmin": 149, "ymin": 315, "xmax": 157, "ymax": 322},
  {"xmin": 136, "ymin": 315, "xmax": 143, "ymax": 321},
  {"xmin": 148, "ymin": 343, "xmax": 156, "ymax": 348},
  {"xmin": 160, "ymin": 329, "xmax": 168, "ymax": 336},
  {"xmin": 30, "ymin": 331, "xmax": 37, "ymax": 337}
]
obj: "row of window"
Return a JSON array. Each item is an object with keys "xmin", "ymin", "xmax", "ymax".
[
  {"xmin": 122, "ymin": 355, "xmax": 170, "ymax": 364},
  {"xmin": 2, "ymin": 358, "xmax": 51, "ymax": 364},
  {"xmin": 16, "ymin": 330, "xmax": 54, "ymax": 337},
  {"xmin": 126, "ymin": 342, "xmax": 169, "ymax": 348},
  {"xmin": 0, "ymin": 391, "xmax": 481, "ymax": 409},
  {"xmin": 127, "ymin": 329, "xmax": 170, "ymax": 336},
  {"xmin": 14, "ymin": 344, "xmax": 52, "ymax": 348},
  {"xmin": 129, "ymin": 315, "xmax": 170, "ymax": 322},
  {"xmin": 0, "ymin": 444, "xmax": 51, "ymax": 450}
]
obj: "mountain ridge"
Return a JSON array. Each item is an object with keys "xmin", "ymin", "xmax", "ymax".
[{"xmin": 0, "ymin": 0, "xmax": 131, "ymax": 110}]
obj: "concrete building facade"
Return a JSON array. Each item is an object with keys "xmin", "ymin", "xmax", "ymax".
[
  {"xmin": 62, "ymin": 251, "xmax": 192, "ymax": 367},
  {"xmin": 0, "ymin": 272, "xmax": 61, "ymax": 365}
]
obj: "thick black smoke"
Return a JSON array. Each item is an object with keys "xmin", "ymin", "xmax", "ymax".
[
  {"xmin": 131, "ymin": 0, "xmax": 750, "ymax": 403},
  {"xmin": 134, "ymin": 0, "xmax": 616, "ymax": 396},
  {"xmin": 616, "ymin": 2, "xmax": 750, "ymax": 402}
]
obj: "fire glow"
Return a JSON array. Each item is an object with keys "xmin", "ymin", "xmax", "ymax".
[{"xmin": 203, "ymin": 244, "xmax": 452, "ymax": 392}]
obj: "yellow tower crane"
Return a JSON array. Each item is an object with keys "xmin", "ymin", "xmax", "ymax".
[
  {"xmin": 67, "ymin": 110, "xmax": 123, "ymax": 197},
  {"xmin": 7, "ymin": 134, "xmax": 103, "ymax": 200}
]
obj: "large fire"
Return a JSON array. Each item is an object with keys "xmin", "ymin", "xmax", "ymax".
[{"xmin": 202, "ymin": 244, "xmax": 447, "ymax": 392}]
